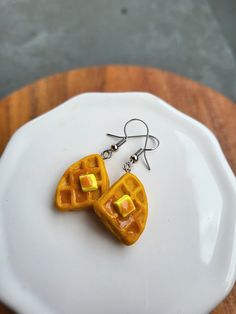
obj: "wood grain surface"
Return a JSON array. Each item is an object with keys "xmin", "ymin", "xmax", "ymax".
[{"xmin": 0, "ymin": 65, "xmax": 235, "ymax": 314}]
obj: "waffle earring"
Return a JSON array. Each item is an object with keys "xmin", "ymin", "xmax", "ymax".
[
  {"xmin": 55, "ymin": 118, "xmax": 157, "ymax": 212},
  {"xmin": 55, "ymin": 137, "xmax": 128, "ymax": 211},
  {"xmin": 94, "ymin": 119, "xmax": 159, "ymax": 245}
]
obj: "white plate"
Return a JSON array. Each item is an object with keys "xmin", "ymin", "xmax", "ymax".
[{"xmin": 0, "ymin": 92, "xmax": 236, "ymax": 314}]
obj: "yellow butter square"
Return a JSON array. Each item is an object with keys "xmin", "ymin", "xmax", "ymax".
[
  {"xmin": 114, "ymin": 194, "xmax": 136, "ymax": 217},
  {"xmin": 79, "ymin": 174, "xmax": 98, "ymax": 192}
]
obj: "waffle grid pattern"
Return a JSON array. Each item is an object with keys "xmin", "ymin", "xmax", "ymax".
[
  {"xmin": 56, "ymin": 154, "xmax": 109, "ymax": 210},
  {"xmin": 94, "ymin": 172, "xmax": 148, "ymax": 245}
]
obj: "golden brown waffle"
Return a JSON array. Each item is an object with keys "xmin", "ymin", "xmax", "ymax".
[
  {"xmin": 94, "ymin": 172, "xmax": 148, "ymax": 245},
  {"xmin": 55, "ymin": 154, "xmax": 109, "ymax": 211}
]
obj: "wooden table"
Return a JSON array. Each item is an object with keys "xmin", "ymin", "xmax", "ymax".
[{"xmin": 0, "ymin": 65, "xmax": 235, "ymax": 314}]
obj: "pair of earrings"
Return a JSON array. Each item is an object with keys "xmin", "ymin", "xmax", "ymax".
[{"xmin": 55, "ymin": 118, "xmax": 159, "ymax": 245}]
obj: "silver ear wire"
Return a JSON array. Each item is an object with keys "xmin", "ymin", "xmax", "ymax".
[
  {"xmin": 106, "ymin": 133, "xmax": 159, "ymax": 151},
  {"xmin": 101, "ymin": 137, "xmax": 127, "ymax": 160},
  {"xmin": 122, "ymin": 118, "xmax": 159, "ymax": 172},
  {"xmin": 101, "ymin": 118, "xmax": 160, "ymax": 170}
]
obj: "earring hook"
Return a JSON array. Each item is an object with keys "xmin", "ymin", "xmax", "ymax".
[
  {"xmin": 106, "ymin": 133, "xmax": 159, "ymax": 151},
  {"xmin": 122, "ymin": 118, "xmax": 159, "ymax": 172},
  {"xmin": 101, "ymin": 118, "xmax": 160, "ymax": 171}
]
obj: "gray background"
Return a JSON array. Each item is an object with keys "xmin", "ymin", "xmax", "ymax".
[{"xmin": 0, "ymin": 0, "xmax": 236, "ymax": 101}]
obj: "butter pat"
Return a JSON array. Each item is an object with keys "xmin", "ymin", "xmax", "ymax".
[
  {"xmin": 79, "ymin": 174, "xmax": 98, "ymax": 192},
  {"xmin": 114, "ymin": 194, "xmax": 135, "ymax": 217}
]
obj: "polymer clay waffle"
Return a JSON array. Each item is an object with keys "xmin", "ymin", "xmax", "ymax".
[
  {"xmin": 55, "ymin": 154, "xmax": 109, "ymax": 211},
  {"xmin": 94, "ymin": 172, "xmax": 148, "ymax": 245}
]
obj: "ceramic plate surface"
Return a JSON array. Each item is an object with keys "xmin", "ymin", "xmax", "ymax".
[{"xmin": 0, "ymin": 92, "xmax": 236, "ymax": 314}]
